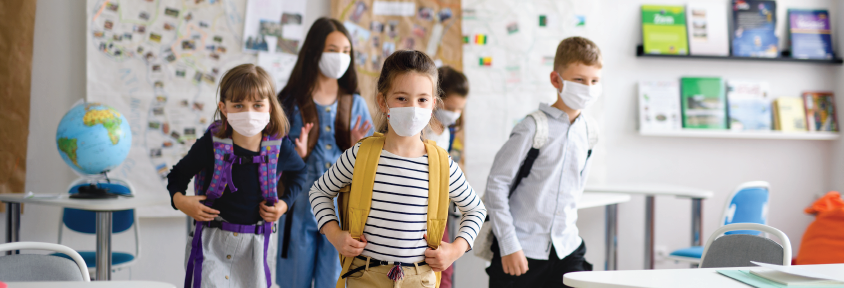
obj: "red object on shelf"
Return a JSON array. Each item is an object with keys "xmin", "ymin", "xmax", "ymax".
[
  {"xmin": 795, "ymin": 191, "xmax": 844, "ymax": 265},
  {"xmin": 0, "ymin": 281, "xmax": 7, "ymax": 288}
]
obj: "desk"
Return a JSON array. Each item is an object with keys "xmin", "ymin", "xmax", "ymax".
[
  {"xmin": 6, "ymin": 281, "xmax": 176, "ymax": 288},
  {"xmin": 0, "ymin": 194, "xmax": 169, "ymax": 281},
  {"xmin": 578, "ymin": 193, "xmax": 631, "ymax": 270},
  {"xmin": 563, "ymin": 264, "xmax": 844, "ymax": 288},
  {"xmin": 584, "ymin": 184, "xmax": 714, "ymax": 269}
]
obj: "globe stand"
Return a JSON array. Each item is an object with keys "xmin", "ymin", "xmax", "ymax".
[{"xmin": 69, "ymin": 171, "xmax": 120, "ymax": 199}]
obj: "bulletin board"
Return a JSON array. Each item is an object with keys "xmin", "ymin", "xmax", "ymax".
[
  {"xmin": 0, "ymin": 0, "xmax": 36, "ymax": 206},
  {"xmin": 331, "ymin": 0, "xmax": 463, "ymax": 108}
]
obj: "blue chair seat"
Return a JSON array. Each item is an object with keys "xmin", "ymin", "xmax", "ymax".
[
  {"xmin": 669, "ymin": 246, "xmax": 704, "ymax": 259},
  {"xmin": 52, "ymin": 251, "xmax": 135, "ymax": 268}
]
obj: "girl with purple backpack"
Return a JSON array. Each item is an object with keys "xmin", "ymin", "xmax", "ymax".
[{"xmin": 167, "ymin": 63, "xmax": 307, "ymax": 288}]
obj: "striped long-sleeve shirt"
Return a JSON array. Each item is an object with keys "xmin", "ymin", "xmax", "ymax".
[{"xmin": 309, "ymin": 143, "xmax": 486, "ymax": 263}]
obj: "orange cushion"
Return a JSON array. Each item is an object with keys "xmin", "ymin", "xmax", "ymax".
[{"xmin": 795, "ymin": 191, "xmax": 844, "ymax": 265}]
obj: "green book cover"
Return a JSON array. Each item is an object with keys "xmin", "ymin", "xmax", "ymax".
[
  {"xmin": 642, "ymin": 5, "xmax": 689, "ymax": 55},
  {"xmin": 681, "ymin": 77, "xmax": 727, "ymax": 129}
]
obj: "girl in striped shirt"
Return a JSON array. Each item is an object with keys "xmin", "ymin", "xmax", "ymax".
[{"xmin": 308, "ymin": 50, "xmax": 486, "ymax": 287}]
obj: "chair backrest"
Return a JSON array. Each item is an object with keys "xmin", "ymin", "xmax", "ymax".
[
  {"xmin": 721, "ymin": 181, "xmax": 769, "ymax": 236},
  {"xmin": 700, "ymin": 223, "xmax": 792, "ymax": 268},
  {"xmin": 0, "ymin": 242, "xmax": 90, "ymax": 281},
  {"xmin": 64, "ymin": 180, "xmax": 134, "ymax": 234}
]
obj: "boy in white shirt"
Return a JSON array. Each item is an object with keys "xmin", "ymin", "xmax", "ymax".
[{"xmin": 484, "ymin": 36, "xmax": 602, "ymax": 288}]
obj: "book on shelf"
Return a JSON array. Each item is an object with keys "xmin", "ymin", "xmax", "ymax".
[
  {"xmin": 727, "ymin": 80, "xmax": 772, "ymax": 131},
  {"xmin": 642, "ymin": 5, "xmax": 689, "ymax": 55},
  {"xmin": 773, "ymin": 97, "xmax": 807, "ymax": 132},
  {"xmin": 788, "ymin": 9, "xmax": 834, "ymax": 60},
  {"xmin": 681, "ymin": 77, "xmax": 727, "ymax": 129},
  {"xmin": 732, "ymin": 0, "xmax": 779, "ymax": 58},
  {"xmin": 803, "ymin": 91, "xmax": 838, "ymax": 132},
  {"xmin": 687, "ymin": 2, "xmax": 730, "ymax": 56},
  {"xmin": 639, "ymin": 80, "xmax": 682, "ymax": 131}
]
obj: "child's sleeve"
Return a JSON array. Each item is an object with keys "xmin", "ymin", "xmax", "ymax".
[
  {"xmin": 447, "ymin": 156, "xmax": 487, "ymax": 250},
  {"xmin": 484, "ymin": 118, "xmax": 535, "ymax": 256},
  {"xmin": 277, "ymin": 137, "xmax": 307, "ymax": 207},
  {"xmin": 351, "ymin": 94, "xmax": 375, "ymax": 136},
  {"xmin": 309, "ymin": 142, "xmax": 360, "ymax": 231},
  {"xmin": 166, "ymin": 130, "xmax": 215, "ymax": 209}
]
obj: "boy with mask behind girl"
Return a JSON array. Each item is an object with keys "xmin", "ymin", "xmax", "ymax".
[{"xmin": 483, "ymin": 36, "xmax": 601, "ymax": 288}]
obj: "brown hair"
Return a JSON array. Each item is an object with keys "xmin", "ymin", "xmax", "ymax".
[
  {"xmin": 375, "ymin": 50, "xmax": 442, "ymax": 134},
  {"xmin": 553, "ymin": 36, "xmax": 602, "ymax": 71},
  {"xmin": 437, "ymin": 66, "xmax": 468, "ymax": 131},
  {"xmin": 214, "ymin": 64, "xmax": 289, "ymax": 138}
]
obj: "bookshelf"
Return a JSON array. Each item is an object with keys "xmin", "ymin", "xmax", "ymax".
[
  {"xmin": 640, "ymin": 129, "xmax": 840, "ymax": 140},
  {"xmin": 636, "ymin": 45, "xmax": 844, "ymax": 65}
]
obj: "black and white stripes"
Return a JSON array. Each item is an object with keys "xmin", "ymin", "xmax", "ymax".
[{"xmin": 309, "ymin": 143, "xmax": 486, "ymax": 263}]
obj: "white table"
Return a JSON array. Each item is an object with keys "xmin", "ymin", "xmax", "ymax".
[
  {"xmin": 563, "ymin": 264, "xmax": 844, "ymax": 288},
  {"xmin": 578, "ymin": 192, "xmax": 631, "ymax": 270},
  {"xmin": 0, "ymin": 193, "xmax": 169, "ymax": 281},
  {"xmin": 5, "ymin": 281, "xmax": 175, "ymax": 288},
  {"xmin": 584, "ymin": 184, "xmax": 714, "ymax": 269}
]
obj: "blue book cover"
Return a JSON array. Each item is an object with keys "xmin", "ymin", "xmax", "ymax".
[
  {"xmin": 727, "ymin": 81, "xmax": 772, "ymax": 131},
  {"xmin": 732, "ymin": 0, "xmax": 779, "ymax": 57},
  {"xmin": 789, "ymin": 10, "xmax": 834, "ymax": 60}
]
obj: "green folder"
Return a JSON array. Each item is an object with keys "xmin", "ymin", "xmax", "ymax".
[{"xmin": 718, "ymin": 270, "xmax": 844, "ymax": 288}]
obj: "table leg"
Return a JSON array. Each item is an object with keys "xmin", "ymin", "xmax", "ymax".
[
  {"xmin": 605, "ymin": 204, "xmax": 618, "ymax": 270},
  {"xmin": 645, "ymin": 196, "xmax": 655, "ymax": 269},
  {"xmin": 691, "ymin": 198, "xmax": 703, "ymax": 247},
  {"xmin": 95, "ymin": 211, "xmax": 112, "ymax": 281},
  {"xmin": 5, "ymin": 202, "xmax": 21, "ymax": 255}
]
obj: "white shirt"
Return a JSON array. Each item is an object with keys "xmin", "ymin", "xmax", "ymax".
[
  {"xmin": 423, "ymin": 126, "xmax": 451, "ymax": 151},
  {"xmin": 483, "ymin": 103, "xmax": 594, "ymax": 260}
]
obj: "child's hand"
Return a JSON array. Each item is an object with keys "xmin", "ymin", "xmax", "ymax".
[
  {"xmin": 501, "ymin": 249, "xmax": 529, "ymax": 276},
  {"xmin": 323, "ymin": 222, "xmax": 367, "ymax": 257},
  {"xmin": 350, "ymin": 115, "xmax": 372, "ymax": 144},
  {"xmin": 173, "ymin": 193, "xmax": 219, "ymax": 222},
  {"xmin": 259, "ymin": 200, "xmax": 287, "ymax": 222},
  {"xmin": 293, "ymin": 123, "xmax": 314, "ymax": 158},
  {"xmin": 423, "ymin": 234, "xmax": 469, "ymax": 272}
]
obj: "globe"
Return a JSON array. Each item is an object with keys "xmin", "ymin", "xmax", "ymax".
[{"xmin": 56, "ymin": 102, "xmax": 132, "ymax": 175}]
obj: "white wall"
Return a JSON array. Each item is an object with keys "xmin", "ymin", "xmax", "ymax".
[
  {"xmin": 457, "ymin": 0, "xmax": 841, "ymax": 287},
  {"xmin": 3, "ymin": 0, "xmax": 840, "ymax": 287}
]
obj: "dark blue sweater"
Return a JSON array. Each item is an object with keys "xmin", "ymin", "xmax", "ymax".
[{"xmin": 167, "ymin": 130, "xmax": 306, "ymax": 225}]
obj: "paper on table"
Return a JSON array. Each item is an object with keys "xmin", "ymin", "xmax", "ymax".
[{"xmin": 752, "ymin": 261, "xmax": 844, "ymax": 282}]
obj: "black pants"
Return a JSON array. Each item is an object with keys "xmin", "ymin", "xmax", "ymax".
[{"xmin": 486, "ymin": 238, "xmax": 592, "ymax": 288}]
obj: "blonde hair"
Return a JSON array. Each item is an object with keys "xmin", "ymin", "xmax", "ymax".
[
  {"xmin": 553, "ymin": 36, "xmax": 603, "ymax": 71},
  {"xmin": 375, "ymin": 50, "xmax": 442, "ymax": 134},
  {"xmin": 214, "ymin": 64, "xmax": 289, "ymax": 138}
]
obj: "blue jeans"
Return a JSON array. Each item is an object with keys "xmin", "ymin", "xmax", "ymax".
[{"xmin": 276, "ymin": 192, "xmax": 341, "ymax": 288}]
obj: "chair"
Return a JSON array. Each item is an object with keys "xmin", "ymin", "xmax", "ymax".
[
  {"xmin": 668, "ymin": 181, "xmax": 770, "ymax": 265},
  {"xmin": 0, "ymin": 242, "xmax": 91, "ymax": 281},
  {"xmin": 699, "ymin": 223, "xmax": 791, "ymax": 268},
  {"xmin": 52, "ymin": 177, "xmax": 141, "ymax": 277}
]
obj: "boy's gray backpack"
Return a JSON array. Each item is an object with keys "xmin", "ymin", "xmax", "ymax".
[{"xmin": 475, "ymin": 110, "xmax": 598, "ymax": 261}]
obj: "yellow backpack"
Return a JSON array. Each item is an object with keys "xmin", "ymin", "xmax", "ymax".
[{"xmin": 335, "ymin": 133, "xmax": 450, "ymax": 288}]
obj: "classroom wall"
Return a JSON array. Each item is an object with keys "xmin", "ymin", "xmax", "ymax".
[
  {"xmin": 457, "ymin": 0, "xmax": 841, "ymax": 286},
  {"xmin": 1, "ymin": 0, "xmax": 840, "ymax": 287}
]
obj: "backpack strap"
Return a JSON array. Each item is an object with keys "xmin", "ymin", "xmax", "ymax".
[
  {"xmin": 508, "ymin": 111, "xmax": 548, "ymax": 198},
  {"xmin": 582, "ymin": 114, "xmax": 599, "ymax": 158},
  {"xmin": 423, "ymin": 139, "xmax": 450, "ymax": 288},
  {"xmin": 259, "ymin": 136, "xmax": 282, "ymax": 206}
]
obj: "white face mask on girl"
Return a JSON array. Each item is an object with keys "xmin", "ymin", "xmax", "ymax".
[
  {"xmin": 387, "ymin": 105, "xmax": 432, "ymax": 137},
  {"xmin": 226, "ymin": 111, "xmax": 270, "ymax": 137},
  {"xmin": 434, "ymin": 109, "xmax": 461, "ymax": 127},
  {"xmin": 558, "ymin": 75, "xmax": 602, "ymax": 110},
  {"xmin": 318, "ymin": 52, "xmax": 351, "ymax": 79}
]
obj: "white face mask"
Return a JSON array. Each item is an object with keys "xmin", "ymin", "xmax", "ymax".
[
  {"xmin": 387, "ymin": 104, "xmax": 432, "ymax": 137},
  {"xmin": 558, "ymin": 75, "xmax": 602, "ymax": 110},
  {"xmin": 434, "ymin": 109, "xmax": 461, "ymax": 127},
  {"xmin": 318, "ymin": 52, "xmax": 351, "ymax": 79},
  {"xmin": 226, "ymin": 111, "xmax": 270, "ymax": 137}
]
